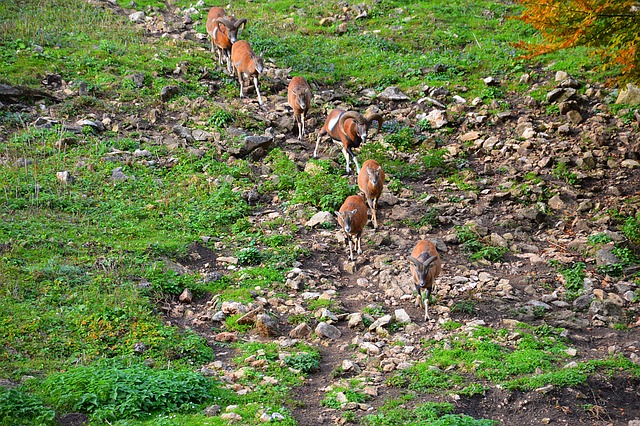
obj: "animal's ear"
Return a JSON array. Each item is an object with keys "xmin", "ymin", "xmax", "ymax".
[
  {"xmin": 350, "ymin": 208, "xmax": 358, "ymax": 215},
  {"xmin": 335, "ymin": 211, "xmax": 341, "ymax": 218}
]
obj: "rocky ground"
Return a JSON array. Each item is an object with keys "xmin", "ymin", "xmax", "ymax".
[{"xmin": 5, "ymin": 1, "xmax": 640, "ymax": 425}]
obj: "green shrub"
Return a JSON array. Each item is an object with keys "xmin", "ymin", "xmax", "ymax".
[
  {"xmin": 422, "ymin": 148, "xmax": 448, "ymax": 170},
  {"xmin": 207, "ymin": 108, "xmax": 234, "ymax": 129},
  {"xmin": 236, "ymin": 246, "xmax": 263, "ymax": 266},
  {"xmin": 551, "ymin": 162, "xmax": 578, "ymax": 185},
  {"xmin": 561, "ymin": 262, "xmax": 586, "ymax": 300},
  {"xmin": 292, "ymin": 160, "xmax": 356, "ymax": 211},
  {"xmin": 40, "ymin": 360, "xmax": 220, "ymax": 422},
  {"xmin": 364, "ymin": 400, "xmax": 496, "ymax": 426},
  {"xmin": 385, "ymin": 127, "xmax": 416, "ymax": 152},
  {"xmin": 284, "ymin": 352, "xmax": 321, "ymax": 373},
  {"xmin": 622, "ymin": 213, "xmax": 640, "ymax": 244},
  {"xmin": 0, "ymin": 387, "xmax": 56, "ymax": 425}
]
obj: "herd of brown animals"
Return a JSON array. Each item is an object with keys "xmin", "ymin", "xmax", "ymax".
[{"xmin": 205, "ymin": 6, "xmax": 441, "ymax": 320}]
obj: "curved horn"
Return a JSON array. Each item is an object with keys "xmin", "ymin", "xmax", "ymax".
[
  {"xmin": 338, "ymin": 111, "xmax": 365, "ymax": 132},
  {"xmin": 408, "ymin": 256, "xmax": 423, "ymax": 268},
  {"xmin": 234, "ymin": 18, "xmax": 247, "ymax": 29},
  {"xmin": 364, "ymin": 112, "xmax": 384, "ymax": 134},
  {"xmin": 215, "ymin": 17, "xmax": 235, "ymax": 30},
  {"xmin": 422, "ymin": 255, "xmax": 438, "ymax": 268}
]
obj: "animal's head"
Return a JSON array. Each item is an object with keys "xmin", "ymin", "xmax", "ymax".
[
  {"xmin": 228, "ymin": 18, "xmax": 247, "ymax": 43},
  {"xmin": 253, "ymin": 53, "xmax": 265, "ymax": 74},
  {"xmin": 408, "ymin": 255, "xmax": 438, "ymax": 289},
  {"xmin": 339, "ymin": 111, "xmax": 384, "ymax": 144},
  {"xmin": 336, "ymin": 209, "xmax": 358, "ymax": 234},
  {"xmin": 366, "ymin": 165, "xmax": 381, "ymax": 186}
]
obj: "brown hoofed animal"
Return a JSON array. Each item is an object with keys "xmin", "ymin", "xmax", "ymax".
[
  {"xmin": 287, "ymin": 76, "xmax": 312, "ymax": 140},
  {"xmin": 315, "ymin": 109, "xmax": 383, "ymax": 174},
  {"xmin": 336, "ymin": 195, "xmax": 368, "ymax": 261},
  {"xmin": 230, "ymin": 40, "xmax": 265, "ymax": 105},
  {"xmin": 357, "ymin": 159, "xmax": 385, "ymax": 229},
  {"xmin": 205, "ymin": 7, "xmax": 247, "ymax": 74},
  {"xmin": 408, "ymin": 240, "xmax": 442, "ymax": 320}
]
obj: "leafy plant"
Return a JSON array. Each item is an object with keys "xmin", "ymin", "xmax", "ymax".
[
  {"xmin": 321, "ymin": 388, "xmax": 369, "ymax": 409},
  {"xmin": 588, "ymin": 233, "xmax": 613, "ymax": 245},
  {"xmin": 0, "ymin": 387, "xmax": 56, "ymax": 425},
  {"xmin": 363, "ymin": 400, "xmax": 496, "ymax": 426},
  {"xmin": 291, "ymin": 160, "xmax": 357, "ymax": 211},
  {"xmin": 422, "ymin": 148, "xmax": 448, "ymax": 170},
  {"xmin": 40, "ymin": 359, "xmax": 222, "ymax": 422},
  {"xmin": 385, "ymin": 126, "xmax": 417, "ymax": 152},
  {"xmin": 207, "ymin": 108, "xmax": 234, "ymax": 129},
  {"xmin": 284, "ymin": 352, "xmax": 321, "ymax": 373},
  {"xmin": 622, "ymin": 213, "xmax": 640, "ymax": 244},
  {"xmin": 455, "ymin": 224, "xmax": 507, "ymax": 262},
  {"xmin": 236, "ymin": 246, "xmax": 263, "ymax": 266},
  {"xmin": 561, "ymin": 262, "xmax": 586, "ymax": 300},
  {"xmin": 551, "ymin": 162, "xmax": 579, "ymax": 185}
]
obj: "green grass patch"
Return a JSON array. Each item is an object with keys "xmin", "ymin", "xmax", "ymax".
[
  {"xmin": 455, "ymin": 224, "xmax": 508, "ymax": 262},
  {"xmin": 363, "ymin": 400, "xmax": 496, "ymax": 426},
  {"xmin": 390, "ymin": 324, "xmax": 640, "ymax": 394}
]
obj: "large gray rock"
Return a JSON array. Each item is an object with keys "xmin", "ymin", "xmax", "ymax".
[
  {"xmin": 226, "ymin": 135, "xmax": 274, "ymax": 158},
  {"xmin": 256, "ymin": 314, "xmax": 279, "ymax": 337},
  {"xmin": 377, "ymin": 86, "xmax": 410, "ymax": 102},
  {"xmin": 306, "ymin": 211, "xmax": 335, "ymax": 228},
  {"xmin": 315, "ymin": 321, "xmax": 341, "ymax": 339},
  {"xmin": 289, "ymin": 322, "xmax": 312, "ymax": 339}
]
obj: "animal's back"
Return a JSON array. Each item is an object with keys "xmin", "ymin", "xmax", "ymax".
[{"xmin": 206, "ymin": 7, "xmax": 226, "ymax": 33}]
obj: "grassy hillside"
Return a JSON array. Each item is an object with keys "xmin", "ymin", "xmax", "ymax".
[{"xmin": 1, "ymin": 0, "xmax": 638, "ymax": 425}]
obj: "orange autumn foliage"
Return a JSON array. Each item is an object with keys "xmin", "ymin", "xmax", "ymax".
[{"xmin": 515, "ymin": 0, "xmax": 640, "ymax": 83}]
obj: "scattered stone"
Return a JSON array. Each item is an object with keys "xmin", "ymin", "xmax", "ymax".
[
  {"xmin": 160, "ymin": 85, "xmax": 180, "ymax": 101},
  {"xmin": 111, "ymin": 167, "xmax": 129, "ymax": 181},
  {"xmin": 315, "ymin": 322, "xmax": 341, "ymax": 339},
  {"xmin": 377, "ymin": 86, "xmax": 410, "ymax": 102},
  {"xmin": 394, "ymin": 309, "xmax": 411, "ymax": 324},
  {"xmin": 483, "ymin": 76, "xmax": 499, "ymax": 86},
  {"xmin": 129, "ymin": 11, "xmax": 145, "ymax": 23},
  {"xmin": 289, "ymin": 322, "xmax": 312, "ymax": 339},
  {"xmin": 220, "ymin": 412, "xmax": 242, "ymax": 422},
  {"xmin": 214, "ymin": 332, "xmax": 238, "ymax": 342},
  {"xmin": 204, "ymin": 405, "xmax": 221, "ymax": 416},
  {"xmin": 621, "ymin": 159, "xmax": 640, "ymax": 169},
  {"xmin": 424, "ymin": 109, "xmax": 448, "ymax": 128},
  {"xmin": 256, "ymin": 314, "xmax": 279, "ymax": 337},
  {"xmin": 125, "ymin": 73, "xmax": 145, "ymax": 88},
  {"xmin": 56, "ymin": 171, "xmax": 74, "ymax": 185},
  {"xmin": 368, "ymin": 314, "xmax": 392, "ymax": 331},
  {"xmin": 306, "ymin": 211, "xmax": 335, "ymax": 227},
  {"xmin": 616, "ymin": 83, "xmax": 640, "ymax": 105},
  {"xmin": 179, "ymin": 288, "xmax": 193, "ymax": 304}
]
